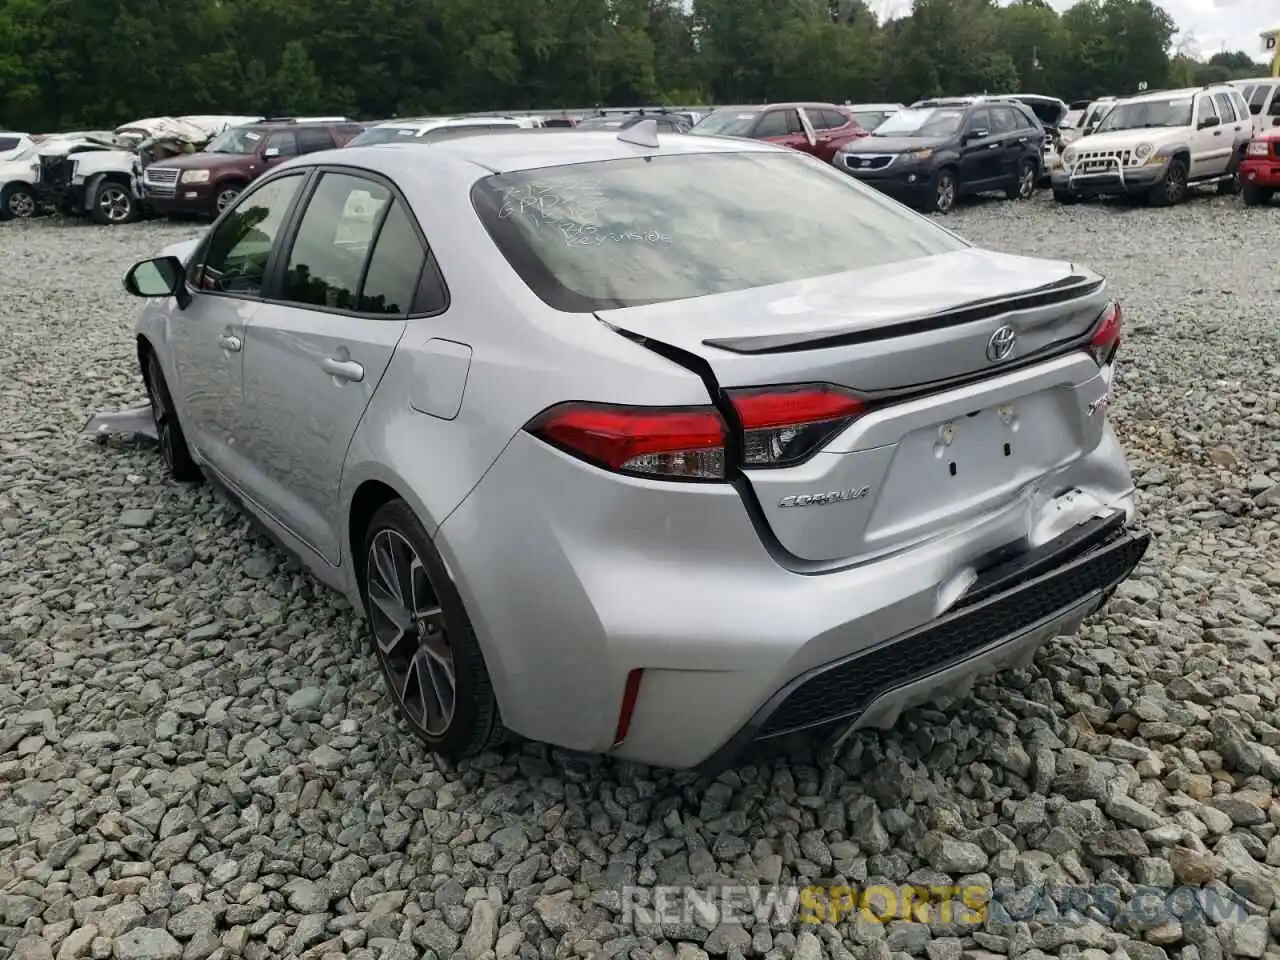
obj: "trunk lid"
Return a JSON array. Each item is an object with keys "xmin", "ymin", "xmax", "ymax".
[{"xmin": 596, "ymin": 248, "xmax": 1114, "ymax": 564}]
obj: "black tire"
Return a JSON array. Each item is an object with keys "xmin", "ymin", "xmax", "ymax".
[
  {"xmin": 1241, "ymin": 182, "xmax": 1274, "ymax": 206},
  {"xmin": 361, "ymin": 499, "xmax": 507, "ymax": 760},
  {"xmin": 1148, "ymin": 159, "xmax": 1188, "ymax": 207},
  {"xmin": 0, "ymin": 183, "xmax": 38, "ymax": 221},
  {"xmin": 1052, "ymin": 188, "xmax": 1080, "ymax": 205},
  {"xmin": 144, "ymin": 351, "xmax": 203, "ymax": 483},
  {"xmin": 932, "ymin": 168, "xmax": 958, "ymax": 214},
  {"xmin": 1006, "ymin": 159, "xmax": 1037, "ymax": 200},
  {"xmin": 89, "ymin": 178, "xmax": 140, "ymax": 225},
  {"xmin": 212, "ymin": 182, "xmax": 245, "ymax": 218}
]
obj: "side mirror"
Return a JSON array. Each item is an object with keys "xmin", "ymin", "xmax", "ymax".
[
  {"xmin": 123, "ymin": 256, "xmax": 190, "ymax": 308},
  {"xmin": 964, "ymin": 128, "xmax": 989, "ymax": 143},
  {"xmin": 1198, "ymin": 115, "xmax": 1220, "ymax": 130},
  {"xmin": 263, "ymin": 147, "xmax": 280, "ymax": 159}
]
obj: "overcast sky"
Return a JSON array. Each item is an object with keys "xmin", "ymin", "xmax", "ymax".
[{"xmin": 878, "ymin": 0, "xmax": 1280, "ymax": 61}]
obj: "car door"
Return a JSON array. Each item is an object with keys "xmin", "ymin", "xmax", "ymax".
[
  {"xmin": 959, "ymin": 107, "xmax": 1001, "ymax": 188},
  {"xmin": 236, "ymin": 170, "xmax": 427, "ymax": 563},
  {"xmin": 753, "ymin": 108, "xmax": 803, "ymax": 150},
  {"xmin": 170, "ymin": 172, "xmax": 308, "ymax": 480},
  {"xmin": 1214, "ymin": 92, "xmax": 1247, "ymax": 163},
  {"xmin": 1191, "ymin": 94, "xmax": 1224, "ymax": 177},
  {"xmin": 260, "ymin": 130, "xmax": 299, "ymax": 170},
  {"xmin": 988, "ymin": 106, "xmax": 1021, "ymax": 180}
]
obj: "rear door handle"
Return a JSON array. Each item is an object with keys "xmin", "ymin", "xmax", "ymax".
[
  {"xmin": 217, "ymin": 334, "xmax": 241, "ymax": 352},
  {"xmin": 321, "ymin": 357, "xmax": 364, "ymax": 382}
]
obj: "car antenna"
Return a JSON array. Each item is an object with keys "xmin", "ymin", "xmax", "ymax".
[{"xmin": 617, "ymin": 118, "xmax": 659, "ymax": 148}]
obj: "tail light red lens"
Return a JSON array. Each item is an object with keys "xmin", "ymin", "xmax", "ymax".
[
  {"xmin": 526, "ymin": 384, "xmax": 866, "ymax": 480},
  {"xmin": 1088, "ymin": 301, "xmax": 1122, "ymax": 366},
  {"xmin": 729, "ymin": 384, "xmax": 867, "ymax": 468},
  {"xmin": 525, "ymin": 402, "xmax": 729, "ymax": 480}
]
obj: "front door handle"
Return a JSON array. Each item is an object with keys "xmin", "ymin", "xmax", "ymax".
[
  {"xmin": 988, "ymin": 142, "xmax": 1001, "ymax": 149},
  {"xmin": 218, "ymin": 334, "xmax": 242, "ymax": 352},
  {"xmin": 1213, "ymin": 130, "xmax": 1222, "ymax": 136},
  {"xmin": 321, "ymin": 357, "xmax": 365, "ymax": 382}
]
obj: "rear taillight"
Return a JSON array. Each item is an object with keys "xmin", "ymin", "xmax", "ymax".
[
  {"xmin": 728, "ymin": 384, "xmax": 866, "ymax": 468},
  {"xmin": 525, "ymin": 383, "xmax": 867, "ymax": 480},
  {"xmin": 526, "ymin": 402, "xmax": 728, "ymax": 480},
  {"xmin": 1088, "ymin": 300, "xmax": 1122, "ymax": 366}
]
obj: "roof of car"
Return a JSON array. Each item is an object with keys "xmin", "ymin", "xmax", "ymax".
[
  {"xmin": 845, "ymin": 103, "xmax": 903, "ymax": 111},
  {"xmin": 373, "ymin": 116, "xmax": 525, "ymax": 131},
  {"xmin": 705, "ymin": 102, "xmax": 845, "ymax": 113},
  {"xmin": 320, "ymin": 128, "xmax": 778, "ymax": 176}
]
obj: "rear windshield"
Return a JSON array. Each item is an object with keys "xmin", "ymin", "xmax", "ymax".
[{"xmin": 470, "ymin": 151, "xmax": 967, "ymax": 312}]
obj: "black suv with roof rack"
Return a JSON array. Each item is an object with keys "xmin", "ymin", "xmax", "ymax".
[{"xmin": 834, "ymin": 96, "xmax": 1046, "ymax": 213}]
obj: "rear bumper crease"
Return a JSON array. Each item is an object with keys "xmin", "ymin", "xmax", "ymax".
[{"xmin": 696, "ymin": 522, "xmax": 1150, "ymax": 772}]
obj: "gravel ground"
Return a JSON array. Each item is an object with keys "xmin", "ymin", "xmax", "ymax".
[{"xmin": 2, "ymin": 190, "xmax": 1280, "ymax": 960}]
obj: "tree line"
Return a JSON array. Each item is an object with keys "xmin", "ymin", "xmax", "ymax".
[{"xmin": 0, "ymin": 0, "xmax": 1271, "ymax": 134}]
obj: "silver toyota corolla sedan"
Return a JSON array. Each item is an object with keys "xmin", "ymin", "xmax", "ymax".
[{"xmin": 121, "ymin": 123, "xmax": 1149, "ymax": 770}]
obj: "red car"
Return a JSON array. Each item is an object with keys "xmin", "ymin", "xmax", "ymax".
[
  {"xmin": 690, "ymin": 102, "xmax": 869, "ymax": 163},
  {"xmin": 1240, "ymin": 130, "xmax": 1280, "ymax": 206}
]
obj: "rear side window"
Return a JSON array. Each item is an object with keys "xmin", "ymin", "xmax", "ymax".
[
  {"xmin": 296, "ymin": 128, "xmax": 334, "ymax": 153},
  {"xmin": 359, "ymin": 202, "xmax": 427, "ymax": 314},
  {"xmin": 1213, "ymin": 94, "xmax": 1238, "ymax": 123},
  {"xmin": 0, "ymin": 136, "xmax": 21, "ymax": 152},
  {"xmin": 471, "ymin": 151, "xmax": 967, "ymax": 312},
  {"xmin": 1251, "ymin": 85, "xmax": 1273, "ymax": 112},
  {"xmin": 280, "ymin": 173, "xmax": 391, "ymax": 310}
]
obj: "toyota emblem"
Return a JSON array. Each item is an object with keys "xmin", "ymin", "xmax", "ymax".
[{"xmin": 986, "ymin": 325, "xmax": 1017, "ymax": 362}]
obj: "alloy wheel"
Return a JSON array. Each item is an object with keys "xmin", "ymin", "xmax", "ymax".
[
  {"xmin": 98, "ymin": 186, "xmax": 133, "ymax": 223},
  {"xmin": 148, "ymin": 371, "xmax": 176, "ymax": 471},
  {"xmin": 1018, "ymin": 164, "xmax": 1036, "ymax": 199},
  {"xmin": 215, "ymin": 188, "xmax": 241, "ymax": 213},
  {"xmin": 936, "ymin": 175, "xmax": 956, "ymax": 213},
  {"xmin": 1165, "ymin": 166, "xmax": 1186, "ymax": 204},
  {"xmin": 8, "ymin": 191, "xmax": 35, "ymax": 219},
  {"xmin": 366, "ymin": 529, "xmax": 456, "ymax": 737}
]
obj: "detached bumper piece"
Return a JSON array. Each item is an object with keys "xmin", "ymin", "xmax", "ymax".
[{"xmin": 704, "ymin": 516, "xmax": 1150, "ymax": 769}]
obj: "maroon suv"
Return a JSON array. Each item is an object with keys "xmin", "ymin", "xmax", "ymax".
[
  {"xmin": 689, "ymin": 103, "xmax": 869, "ymax": 163},
  {"xmin": 141, "ymin": 120, "xmax": 364, "ymax": 217}
]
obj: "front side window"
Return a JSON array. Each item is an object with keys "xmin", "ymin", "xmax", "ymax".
[
  {"xmin": 691, "ymin": 111, "xmax": 761, "ymax": 138},
  {"xmin": 193, "ymin": 173, "xmax": 305, "ymax": 295},
  {"xmin": 206, "ymin": 127, "xmax": 264, "ymax": 155},
  {"xmin": 348, "ymin": 126, "xmax": 419, "ymax": 147},
  {"xmin": 753, "ymin": 110, "xmax": 790, "ymax": 138},
  {"xmin": 1251, "ymin": 84, "xmax": 1273, "ymax": 111},
  {"xmin": 1212, "ymin": 94, "xmax": 1237, "ymax": 123},
  {"xmin": 279, "ymin": 172, "xmax": 392, "ymax": 311},
  {"xmin": 1196, "ymin": 95, "xmax": 1219, "ymax": 126},
  {"xmin": 265, "ymin": 131, "xmax": 298, "ymax": 157},
  {"xmin": 967, "ymin": 108, "xmax": 993, "ymax": 135},
  {"xmin": 471, "ymin": 151, "xmax": 967, "ymax": 312}
]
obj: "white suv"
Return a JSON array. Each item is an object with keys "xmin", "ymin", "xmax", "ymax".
[{"xmin": 1052, "ymin": 85, "xmax": 1251, "ymax": 206}]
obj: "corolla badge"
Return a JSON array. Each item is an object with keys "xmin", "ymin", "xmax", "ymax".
[
  {"xmin": 986, "ymin": 325, "xmax": 1017, "ymax": 362},
  {"xmin": 778, "ymin": 487, "xmax": 871, "ymax": 508}
]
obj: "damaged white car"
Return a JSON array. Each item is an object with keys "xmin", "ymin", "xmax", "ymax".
[{"xmin": 0, "ymin": 132, "xmax": 40, "ymax": 220}]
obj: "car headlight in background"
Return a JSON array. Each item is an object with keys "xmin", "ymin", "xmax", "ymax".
[
  {"xmin": 1133, "ymin": 143, "xmax": 1153, "ymax": 162},
  {"xmin": 904, "ymin": 148, "xmax": 933, "ymax": 162},
  {"xmin": 1061, "ymin": 147, "xmax": 1077, "ymax": 164},
  {"xmin": 1247, "ymin": 140, "xmax": 1269, "ymax": 157},
  {"xmin": 181, "ymin": 170, "xmax": 211, "ymax": 184}
]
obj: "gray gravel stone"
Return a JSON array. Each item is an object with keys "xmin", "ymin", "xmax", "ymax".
[{"xmin": 4, "ymin": 187, "xmax": 1280, "ymax": 960}]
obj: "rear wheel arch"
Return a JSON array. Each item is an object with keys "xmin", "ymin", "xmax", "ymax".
[{"xmin": 348, "ymin": 479, "xmax": 404, "ymax": 588}]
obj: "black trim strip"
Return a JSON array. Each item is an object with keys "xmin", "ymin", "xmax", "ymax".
[
  {"xmin": 694, "ymin": 524, "xmax": 1149, "ymax": 774},
  {"xmin": 702, "ymin": 275, "xmax": 1105, "ymax": 355}
]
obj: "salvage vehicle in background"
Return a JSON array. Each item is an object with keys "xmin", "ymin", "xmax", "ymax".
[
  {"xmin": 1239, "ymin": 127, "xmax": 1280, "ymax": 205},
  {"xmin": 834, "ymin": 96, "xmax": 1045, "ymax": 213},
  {"xmin": 0, "ymin": 133, "xmax": 40, "ymax": 219},
  {"xmin": 690, "ymin": 102, "xmax": 869, "ymax": 162},
  {"xmin": 1053, "ymin": 85, "xmax": 1250, "ymax": 206},
  {"xmin": 1227, "ymin": 78, "xmax": 1280, "ymax": 136},
  {"xmin": 842, "ymin": 103, "xmax": 904, "ymax": 132},
  {"xmin": 346, "ymin": 116, "xmax": 534, "ymax": 147},
  {"xmin": 115, "ymin": 122, "xmax": 1147, "ymax": 769},
  {"xmin": 578, "ymin": 112, "xmax": 692, "ymax": 133},
  {"xmin": 142, "ymin": 119, "xmax": 364, "ymax": 219}
]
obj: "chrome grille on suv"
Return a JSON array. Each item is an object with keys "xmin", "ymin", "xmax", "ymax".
[
  {"xmin": 143, "ymin": 167, "xmax": 180, "ymax": 198},
  {"xmin": 1073, "ymin": 148, "xmax": 1135, "ymax": 170},
  {"xmin": 843, "ymin": 154, "xmax": 894, "ymax": 172}
]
